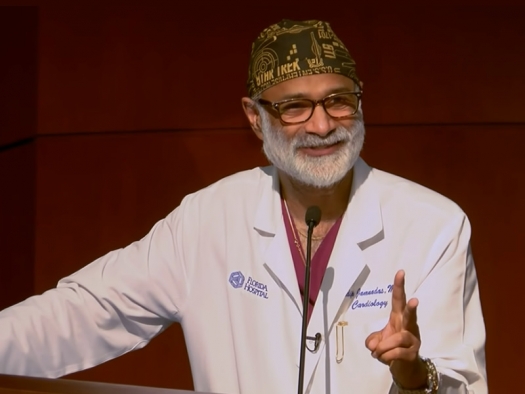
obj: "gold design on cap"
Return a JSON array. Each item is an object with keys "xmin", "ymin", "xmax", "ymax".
[
  {"xmin": 306, "ymin": 32, "xmax": 324, "ymax": 69},
  {"xmin": 322, "ymin": 43, "xmax": 336, "ymax": 59},
  {"xmin": 286, "ymin": 44, "xmax": 298, "ymax": 61},
  {"xmin": 252, "ymin": 48, "xmax": 279, "ymax": 88}
]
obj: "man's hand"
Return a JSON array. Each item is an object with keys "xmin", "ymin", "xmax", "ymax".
[{"xmin": 365, "ymin": 270, "xmax": 427, "ymax": 389}]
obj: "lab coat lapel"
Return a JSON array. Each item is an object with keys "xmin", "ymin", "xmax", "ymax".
[
  {"xmin": 263, "ymin": 225, "xmax": 303, "ymax": 312},
  {"xmin": 253, "ymin": 167, "xmax": 303, "ymax": 312}
]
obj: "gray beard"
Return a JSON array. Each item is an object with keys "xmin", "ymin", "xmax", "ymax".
[{"xmin": 259, "ymin": 110, "xmax": 365, "ymax": 188}]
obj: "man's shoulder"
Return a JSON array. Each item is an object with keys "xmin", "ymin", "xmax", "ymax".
[
  {"xmin": 182, "ymin": 166, "xmax": 274, "ymax": 207},
  {"xmin": 369, "ymin": 166, "xmax": 465, "ymax": 219}
]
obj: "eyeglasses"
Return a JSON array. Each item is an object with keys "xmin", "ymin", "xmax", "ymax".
[{"xmin": 257, "ymin": 91, "xmax": 362, "ymax": 125}]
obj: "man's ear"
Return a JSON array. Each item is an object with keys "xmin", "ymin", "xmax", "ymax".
[{"xmin": 241, "ymin": 97, "xmax": 264, "ymax": 141}]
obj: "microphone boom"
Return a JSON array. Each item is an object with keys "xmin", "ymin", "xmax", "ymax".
[{"xmin": 297, "ymin": 206, "xmax": 322, "ymax": 394}]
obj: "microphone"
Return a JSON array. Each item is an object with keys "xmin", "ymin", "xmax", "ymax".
[
  {"xmin": 305, "ymin": 206, "xmax": 321, "ymax": 228},
  {"xmin": 297, "ymin": 206, "xmax": 322, "ymax": 394}
]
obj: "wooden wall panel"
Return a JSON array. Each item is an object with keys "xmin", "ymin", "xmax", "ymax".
[
  {"xmin": 37, "ymin": 5, "xmax": 525, "ymax": 135},
  {"xmin": 0, "ymin": 6, "xmax": 38, "ymax": 308},
  {"xmin": 354, "ymin": 6, "xmax": 525, "ymax": 124},
  {"xmin": 0, "ymin": 143, "xmax": 35, "ymax": 310},
  {"xmin": 0, "ymin": 6, "xmax": 37, "ymax": 147}
]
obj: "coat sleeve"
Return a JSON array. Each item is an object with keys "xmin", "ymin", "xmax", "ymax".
[
  {"xmin": 0, "ymin": 207, "xmax": 190, "ymax": 378},
  {"xmin": 391, "ymin": 213, "xmax": 487, "ymax": 394}
]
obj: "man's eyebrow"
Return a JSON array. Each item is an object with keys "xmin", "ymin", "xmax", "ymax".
[
  {"xmin": 277, "ymin": 92, "xmax": 309, "ymax": 100},
  {"xmin": 325, "ymin": 86, "xmax": 359, "ymax": 95}
]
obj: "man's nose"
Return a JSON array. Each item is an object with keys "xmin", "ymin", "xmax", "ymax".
[{"xmin": 303, "ymin": 103, "xmax": 336, "ymax": 136}]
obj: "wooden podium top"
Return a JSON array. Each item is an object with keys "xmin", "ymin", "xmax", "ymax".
[{"xmin": 0, "ymin": 374, "xmax": 212, "ymax": 394}]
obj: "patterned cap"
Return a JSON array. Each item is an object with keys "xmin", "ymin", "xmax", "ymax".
[{"xmin": 247, "ymin": 19, "xmax": 360, "ymax": 97}]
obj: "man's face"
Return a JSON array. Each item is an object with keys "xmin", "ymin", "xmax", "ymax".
[{"xmin": 256, "ymin": 73, "xmax": 365, "ymax": 188}]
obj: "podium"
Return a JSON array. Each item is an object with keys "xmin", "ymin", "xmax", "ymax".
[{"xmin": 0, "ymin": 374, "xmax": 212, "ymax": 394}]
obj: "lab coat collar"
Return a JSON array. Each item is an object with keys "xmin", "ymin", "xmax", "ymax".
[
  {"xmin": 253, "ymin": 158, "xmax": 383, "ymax": 245},
  {"xmin": 253, "ymin": 165, "xmax": 302, "ymax": 312},
  {"xmin": 253, "ymin": 165, "xmax": 281, "ymax": 237},
  {"xmin": 342, "ymin": 157, "xmax": 383, "ymax": 246}
]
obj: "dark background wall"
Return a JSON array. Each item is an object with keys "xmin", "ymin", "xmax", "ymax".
[{"xmin": 1, "ymin": 4, "xmax": 524, "ymax": 393}]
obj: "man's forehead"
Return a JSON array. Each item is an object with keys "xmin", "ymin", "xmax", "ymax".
[{"xmin": 261, "ymin": 73, "xmax": 357, "ymax": 100}]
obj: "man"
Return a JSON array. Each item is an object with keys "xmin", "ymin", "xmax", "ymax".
[{"xmin": 0, "ymin": 19, "xmax": 486, "ymax": 394}]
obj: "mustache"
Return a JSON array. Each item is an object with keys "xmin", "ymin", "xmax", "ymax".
[{"xmin": 292, "ymin": 126, "xmax": 353, "ymax": 149}]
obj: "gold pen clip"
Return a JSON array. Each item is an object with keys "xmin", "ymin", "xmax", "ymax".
[{"xmin": 335, "ymin": 320, "xmax": 348, "ymax": 363}]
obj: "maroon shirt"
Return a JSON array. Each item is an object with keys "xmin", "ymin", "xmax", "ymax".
[{"xmin": 281, "ymin": 199, "xmax": 342, "ymax": 322}]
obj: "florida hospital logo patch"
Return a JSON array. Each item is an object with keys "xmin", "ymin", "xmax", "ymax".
[
  {"xmin": 228, "ymin": 271, "xmax": 269, "ymax": 299},
  {"xmin": 229, "ymin": 271, "xmax": 245, "ymax": 289}
]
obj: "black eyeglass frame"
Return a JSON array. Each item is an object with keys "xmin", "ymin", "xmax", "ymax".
[{"xmin": 257, "ymin": 91, "xmax": 363, "ymax": 125}]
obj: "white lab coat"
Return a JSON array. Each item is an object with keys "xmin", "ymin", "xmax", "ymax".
[{"xmin": 0, "ymin": 158, "xmax": 487, "ymax": 393}]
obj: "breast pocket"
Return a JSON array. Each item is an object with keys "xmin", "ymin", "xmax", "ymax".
[{"xmin": 334, "ymin": 287, "xmax": 392, "ymax": 363}]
